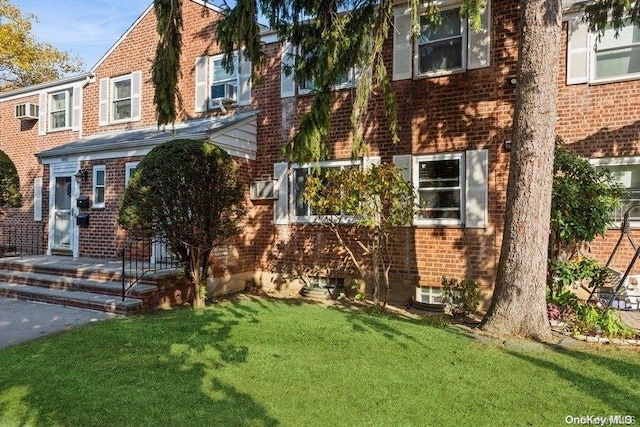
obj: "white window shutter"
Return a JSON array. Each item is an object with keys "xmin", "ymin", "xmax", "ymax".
[
  {"xmin": 363, "ymin": 156, "xmax": 381, "ymax": 170},
  {"xmin": 467, "ymin": 0, "xmax": 491, "ymax": 70},
  {"xmin": 38, "ymin": 92, "xmax": 47, "ymax": 135},
  {"xmin": 130, "ymin": 71, "xmax": 142, "ymax": 121},
  {"xmin": 33, "ymin": 177, "xmax": 42, "ymax": 222},
  {"xmin": 393, "ymin": 9, "xmax": 413, "ymax": 81},
  {"xmin": 72, "ymin": 86, "xmax": 82, "ymax": 131},
  {"xmin": 465, "ymin": 149, "xmax": 488, "ymax": 228},
  {"xmin": 274, "ymin": 162, "xmax": 289, "ymax": 225},
  {"xmin": 566, "ymin": 15, "xmax": 589, "ymax": 84},
  {"xmin": 195, "ymin": 56, "xmax": 209, "ymax": 112},
  {"xmin": 99, "ymin": 77, "xmax": 109, "ymax": 126},
  {"xmin": 237, "ymin": 51, "xmax": 252, "ymax": 106},
  {"xmin": 281, "ymin": 42, "xmax": 296, "ymax": 98},
  {"xmin": 392, "ymin": 154, "xmax": 412, "ymax": 182}
]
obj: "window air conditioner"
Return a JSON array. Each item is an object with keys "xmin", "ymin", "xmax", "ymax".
[
  {"xmin": 250, "ymin": 180, "xmax": 278, "ymax": 200},
  {"xmin": 15, "ymin": 103, "xmax": 39, "ymax": 120},
  {"xmin": 211, "ymin": 83, "xmax": 237, "ymax": 102}
]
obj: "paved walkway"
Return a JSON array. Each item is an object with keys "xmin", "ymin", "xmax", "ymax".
[{"xmin": 0, "ymin": 297, "xmax": 119, "ymax": 350}]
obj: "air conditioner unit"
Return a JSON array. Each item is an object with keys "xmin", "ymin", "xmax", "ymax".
[
  {"xmin": 211, "ymin": 83, "xmax": 237, "ymax": 102},
  {"xmin": 15, "ymin": 103, "xmax": 39, "ymax": 120},
  {"xmin": 250, "ymin": 180, "xmax": 278, "ymax": 200}
]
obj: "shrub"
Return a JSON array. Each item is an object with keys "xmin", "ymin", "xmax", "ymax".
[
  {"xmin": 0, "ymin": 149, "xmax": 22, "ymax": 215},
  {"xmin": 441, "ymin": 276, "xmax": 480, "ymax": 316},
  {"xmin": 118, "ymin": 139, "xmax": 245, "ymax": 309}
]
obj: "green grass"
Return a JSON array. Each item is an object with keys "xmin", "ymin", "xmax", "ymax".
[{"xmin": 0, "ymin": 296, "xmax": 639, "ymax": 427}]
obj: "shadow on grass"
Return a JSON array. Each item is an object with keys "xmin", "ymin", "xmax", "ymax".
[
  {"xmin": 0, "ymin": 301, "xmax": 280, "ymax": 426},
  {"xmin": 506, "ymin": 347, "xmax": 640, "ymax": 417}
]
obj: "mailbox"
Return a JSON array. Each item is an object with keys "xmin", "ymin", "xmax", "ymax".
[
  {"xmin": 76, "ymin": 213, "xmax": 90, "ymax": 227},
  {"xmin": 77, "ymin": 196, "xmax": 90, "ymax": 209}
]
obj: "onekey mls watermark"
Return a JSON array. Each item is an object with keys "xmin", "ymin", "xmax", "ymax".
[{"xmin": 565, "ymin": 415, "xmax": 636, "ymax": 426}]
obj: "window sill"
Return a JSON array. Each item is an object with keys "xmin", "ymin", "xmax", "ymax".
[
  {"xmin": 290, "ymin": 216, "xmax": 356, "ymax": 225},
  {"xmin": 413, "ymin": 219, "xmax": 464, "ymax": 228},
  {"xmin": 47, "ymin": 126, "xmax": 73, "ymax": 133},
  {"xmin": 589, "ymin": 74, "xmax": 640, "ymax": 86},
  {"xmin": 414, "ymin": 68, "xmax": 466, "ymax": 80},
  {"xmin": 107, "ymin": 117, "xmax": 136, "ymax": 126}
]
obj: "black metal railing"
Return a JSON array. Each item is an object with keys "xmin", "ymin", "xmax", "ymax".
[
  {"xmin": 118, "ymin": 236, "xmax": 181, "ymax": 301},
  {"xmin": 0, "ymin": 222, "xmax": 45, "ymax": 257}
]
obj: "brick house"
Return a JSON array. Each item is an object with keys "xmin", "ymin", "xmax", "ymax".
[{"xmin": 0, "ymin": 0, "xmax": 638, "ymax": 305}]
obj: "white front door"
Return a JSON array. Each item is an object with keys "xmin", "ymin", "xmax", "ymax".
[
  {"xmin": 52, "ymin": 176, "xmax": 73, "ymax": 250},
  {"xmin": 48, "ymin": 162, "xmax": 80, "ymax": 257}
]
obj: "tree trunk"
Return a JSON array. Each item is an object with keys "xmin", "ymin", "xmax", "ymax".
[{"xmin": 480, "ymin": 0, "xmax": 561, "ymax": 341}]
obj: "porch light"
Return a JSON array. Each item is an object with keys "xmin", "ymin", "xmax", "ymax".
[{"xmin": 75, "ymin": 169, "xmax": 88, "ymax": 181}]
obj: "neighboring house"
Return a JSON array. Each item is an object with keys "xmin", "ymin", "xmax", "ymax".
[{"xmin": 0, "ymin": 0, "xmax": 638, "ymax": 305}]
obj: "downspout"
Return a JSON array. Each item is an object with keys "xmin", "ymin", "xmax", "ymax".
[{"xmin": 78, "ymin": 74, "xmax": 93, "ymax": 139}]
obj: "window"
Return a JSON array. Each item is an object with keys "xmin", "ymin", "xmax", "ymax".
[
  {"xmin": 210, "ymin": 54, "xmax": 238, "ymax": 106},
  {"xmin": 418, "ymin": 7, "xmax": 466, "ymax": 75},
  {"xmin": 291, "ymin": 159, "xmax": 360, "ymax": 221},
  {"xmin": 416, "ymin": 286, "xmax": 443, "ymax": 304},
  {"xmin": 280, "ymin": 43, "xmax": 357, "ymax": 97},
  {"xmin": 593, "ymin": 158, "xmax": 640, "ymax": 225},
  {"xmin": 111, "ymin": 76, "xmax": 132, "ymax": 121},
  {"xmin": 99, "ymin": 72, "xmax": 141, "ymax": 125},
  {"xmin": 414, "ymin": 153, "xmax": 464, "ymax": 225},
  {"xmin": 125, "ymin": 162, "xmax": 139, "ymax": 186},
  {"xmin": 93, "ymin": 165, "xmax": 106, "ymax": 208},
  {"xmin": 49, "ymin": 90, "xmax": 73, "ymax": 130},
  {"xmin": 299, "ymin": 69, "xmax": 355, "ymax": 94},
  {"xmin": 592, "ymin": 20, "xmax": 640, "ymax": 83}
]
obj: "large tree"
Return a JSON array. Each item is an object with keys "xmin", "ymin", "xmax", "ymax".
[
  {"xmin": 480, "ymin": 0, "xmax": 640, "ymax": 340},
  {"xmin": 0, "ymin": 0, "xmax": 84, "ymax": 91},
  {"xmin": 118, "ymin": 139, "xmax": 245, "ymax": 309},
  {"xmin": 479, "ymin": 0, "xmax": 562, "ymax": 341}
]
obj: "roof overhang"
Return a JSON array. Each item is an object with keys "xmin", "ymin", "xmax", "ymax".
[{"xmin": 36, "ymin": 110, "xmax": 259, "ymax": 165}]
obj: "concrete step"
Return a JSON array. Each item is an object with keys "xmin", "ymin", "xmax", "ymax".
[
  {"xmin": 0, "ymin": 269, "xmax": 157, "ymax": 299},
  {"xmin": 0, "ymin": 282, "xmax": 144, "ymax": 314},
  {"xmin": 0, "ymin": 256, "xmax": 124, "ymax": 282}
]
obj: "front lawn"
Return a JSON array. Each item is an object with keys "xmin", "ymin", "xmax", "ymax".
[{"xmin": 0, "ymin": 296, "xmax": 638, "ymax": 426}]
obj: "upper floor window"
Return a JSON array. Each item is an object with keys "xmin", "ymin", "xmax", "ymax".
[
  {"xmin": 567, "ymin": 16, "xmax": 640, "ymax": 85},
  {"xmin": 593, "ymin": 20, "xmax": 640, "ymax": 83},
  {"xmin": 195, "ymin": 52, "xmax": 252, "ymax": 112},
  {"xmin": 418, "ymin": 7, "xmax": 465, "ymax": 75},
  {"xmin": 98, "ymin": 71, "xmax": 142, "ymax": 126},
  {"xmin": 111, "ymin": 76, "xmax": 132, "ymax": 121},
  {"xmin": 210, "ymin": 54, "xmax": 238, "ymax": 105},
  {"xmin": 49, "ymin": 90, "xmax": 73, "ymax": 130},
  {"xmin": 280, "ymin": 44, "xmax": 357, "ymax": 97},
  {"xmin": 391, "ymin": 2, "xmax": 491, "ymax": 82},
  {"xmin": 298, "ymin": 68, "xmax": 356, "ymax": 95},
  {"xmin": 291, "ymin": 159, "xmax": 360, "ymax": 222}
]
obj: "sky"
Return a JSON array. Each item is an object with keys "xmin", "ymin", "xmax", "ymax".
[{"xmin": 15, "ymin": 0, "xmax": 154, "ymax": 70}]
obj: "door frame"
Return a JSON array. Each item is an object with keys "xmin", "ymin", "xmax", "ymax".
[{"xmin": 48, "ymin": 161, "xmax": 81, "ymax": 258}]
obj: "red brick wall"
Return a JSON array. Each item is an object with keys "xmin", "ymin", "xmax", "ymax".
[
  {"xmin": 250, "ymin": 1, "xmax": 521, "ymax": 300},
  {"xmin": 2, "ymin": 0, "xmax": 639, "ymax": 303}
]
